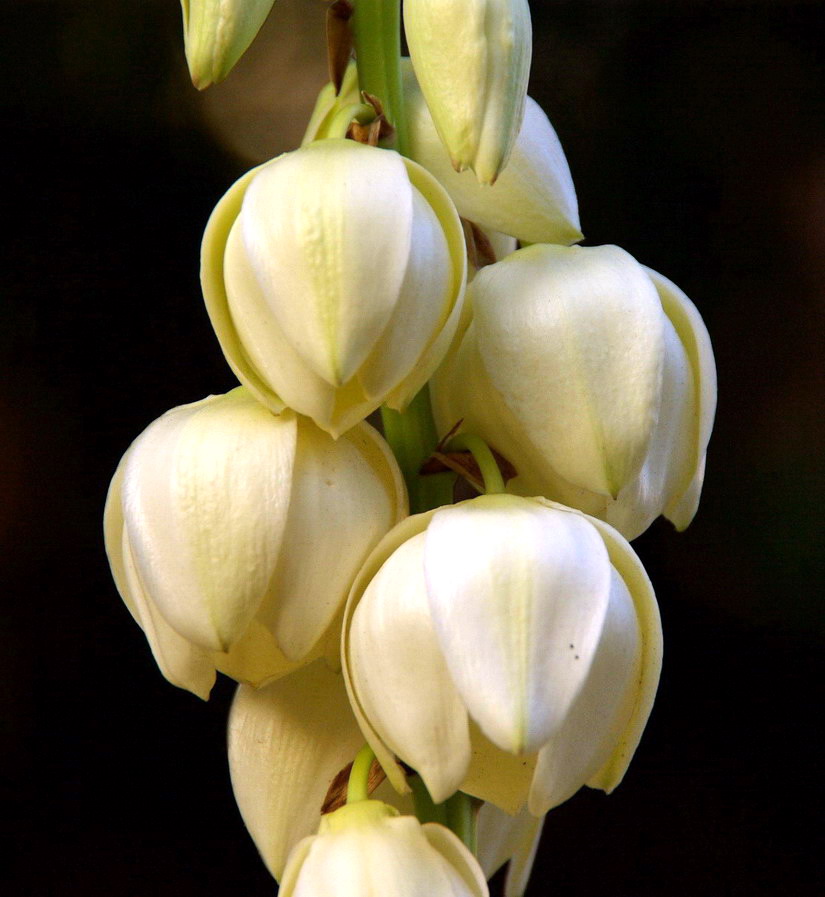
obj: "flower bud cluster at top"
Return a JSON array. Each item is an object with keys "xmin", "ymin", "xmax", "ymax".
[{"xmin": 105, "ymin": 2, "xmax": 717, "ymax": 895}]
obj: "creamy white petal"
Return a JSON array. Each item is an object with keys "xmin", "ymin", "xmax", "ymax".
[
  {"xmin": 606, "ymin": 313, "xmax": 695, "ymax": 539},
  {"xmin": 121, "ymin": 392, "xmax": 296, "ymax": 652},
  {"xmin": 405, "ymin": 62, "xmax": 580, "ymax": 244},
  {"xmin": 120, "ymin": 526, "xmax": 216, "ymax": 699},
  {"xmin": 472, "ymin": 244, "xmax": 665, "ymax": 497},
  {"xmin": 348, "ymin": 532, "xmax": 472, "ymax": 804},
  {"xmin": 238, "ymin": 140, "xmax": 412, "ymax": 386},
  {"xmin": 290, "ymin": 813, "xmax": 483, "ymax": 897},
  {"xmin": 529, "ymin": 567, "xmax": 642, "ymax": 814},
  {"xmin": 228, "ymin": 661, "xmax": 366, "ymax": 881},
  {"xmin": 430, "ymin": 323, "xmax": 609, "ymax": 520},
  {"xmin": 424, "ymin": 496, "xmax": 612, "ymax": 755},
  {"xmin": 258, "ymin": 418, "xmax": 407, "ymax": 661},
  {"xmin": 422, "ymin": 822, "xmax": 490, "ymax": 897},
  {"xmin": 357, "ymin": 187, "xmax": 453, "ymax": 401},
  {"xmin": 647, "ymin": 268, "xmax": 717, "ymax": 529},
  {"xmin": 562, "ymin": 509, "xmax": 663, "ymax": 793},
  {"xmin": 476, "ymin": 804, "xmax": 543, "ymax": 897},
  {"xmin": 342, "ymin": 512, "xmax": 441, "ymax": 797}
]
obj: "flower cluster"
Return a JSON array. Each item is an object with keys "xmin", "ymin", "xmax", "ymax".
[{"xmin": 106, "ymin": 2, "xmax": 716, "ymax": 894}]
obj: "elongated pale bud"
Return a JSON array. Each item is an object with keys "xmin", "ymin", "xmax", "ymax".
[
  {"xmin": 202, "ymin": 140, "xmax": 467, "ymax": 437},
  {"xmin": 404, "ymin": 0, "xmax": 532, "ymax": 185},
  {"xmin": 280, "ymin": 800, "xmax": 488, "ymax": 897},
  {"xmin": 180, "ymin": 0, "xmax": 275, "ymax": 89},
  {"xmin": 342, "ymin": 495, "xmax": 662, "ymax": 816},
  {"xmin": 103, "ymin": 388, "xmax": 406, "ymax": 699},
  {"xmin": 403, "ymin": 61, "xmax": 581, "ymax": 245},
  {"xmin": 430, "ymin": 244, "xmax": 717, "ymax": 539}
]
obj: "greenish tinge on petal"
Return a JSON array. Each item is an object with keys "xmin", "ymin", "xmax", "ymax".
[
  {"xmin": 404, "ymin": 0, "xmax": 531, "ymax": 184},
  {"xmin": 423, "ymin": 495, "xmax": 612, "ymax": 756},
  {"xmin": 472, "ymin": 244, "xmax": 665, "ymax": 498},
  {"xmin": 181, "ymin": 0, "xmax": 276, "ymax": 89},
  {"xmin": 120, "ymin": 391, "xmax": 297, "ymax": 653},
  {"xmin": 227, "ymin": 661, "xmax": 366, "ymax": 881},
  {"xmin": 348, "ymin": 532, "xmax": 472, "ymax": 805},
  {"xmin": 404, "ymin": 61, "xmax": 581, "ymax": 244}
]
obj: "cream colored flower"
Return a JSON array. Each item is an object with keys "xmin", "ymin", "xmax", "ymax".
[
  {"xmin": 343, "ymin": 494, "xmax": 662, "ymax": 816},
  {"xmin": 280, "ymin": 799, "xmax": 488, "ymax": 897},
  {"xmin": 104, "ymin": 388, "xmax": 406, "ymax": 699},
  {"xmin": 431, "ymin": 244, "xmax": 717, "ymax": 539},
  {"xmin": 404, "ymin": 0, "xmax": 532, "ymax": 185},
  {"xmin": 180, "ymin": 0, "xmax": 275, "ymax": 89},
  {"xmin": 201, "ymin": 140, "xmax": 466, "ymax": 437}
]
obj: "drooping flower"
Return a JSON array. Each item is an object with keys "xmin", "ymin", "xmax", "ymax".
[
  {"xmin": 180, "ymin": 0, "xmax": 275, "ymax": 89},
  {"xmin": 431, "ymin": 244, "xmax": 717, "ymax": 539},
  {"xmin": 404, "ymin": 0, "xmax": 532, "ymax": 185},
  {"xmin": 201, "ymin": 139, "xmax": 467, "ymax": 437},
  {"xmin": 280, "ymin": 799, "xmax": 488, "ymax": 897},
  {"xmin": 104, "ymin": 388, "xmax": 406, "ymax": 699},
  {"xmin": 343, "ymin": 494, "xmax": 662, "ymax": 815}
]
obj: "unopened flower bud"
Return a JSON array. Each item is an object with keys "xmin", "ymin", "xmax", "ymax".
[
  {"xmin": 280, "ymin": 800, "xmax": 488, "ymax": 897},
  {"xmin": 431, "ymin": 244, "xmax": 717, "ymax": 539},
  {"xmin": 202, "ymin": 140, "xmax": 467, "ymax": 437},
  {"xmin": 180, "ymin": 0, "xmax": 275, "ymax": 89},
  {"xmin": 343, "ymin": 494, "xmax": 662, "ymax": 815},
  {"xmin": 104, "ymin": 388, "xmax": 406, "ymax": 698},
  {"xmin": 404, "ymin": 0, "xmax": 532, "ymax": 185}
]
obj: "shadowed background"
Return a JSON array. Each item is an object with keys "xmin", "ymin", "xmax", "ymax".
[{"xmin": 2, "ymin": 1, "xmax": 822, "ymax": 894}]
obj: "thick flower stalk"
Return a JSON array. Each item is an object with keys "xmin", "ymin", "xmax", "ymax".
[
  {"xmin": 104, "ymin": 387, "xmax": 406, "ymax": 698},
  {"xmin": 404, "ymin": 0, "xmax": 532, "ymax": 184},
  {"xmin": 280, "ymin": 799, "xmax": 488, "ymax": 897},
  {"xmin": 201, "ymin": 139, "xmax": 467, "ymax": 438},
  {"xmin": 343, "ymin": 494, "xmax": 662, "ymax": 815},
  {"xmin": 431, "ymin": 244, "xmax": 717, "ymax": 539}
]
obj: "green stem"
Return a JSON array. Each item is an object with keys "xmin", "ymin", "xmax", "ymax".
[
  {"xmin": 346, "ymin": 744, "xmax": 376, "ymax": 804},
  {"xmin": 351, "ymin": 0, "xmax": 408, "ymax": 154},
  {"xmin": 445, "ymin": 433, "xmax": 506, "ymax": 494},
  {"xmin": 445, "ymin": 792, "xmax": 478, "ymax": 854},
  {"xmin": 409, "ymin": 774, "xmax": 448, "ymax": 827},
  {"xmin": 381, "ymin": 388, "xmax": 454, "ymax": 514}
]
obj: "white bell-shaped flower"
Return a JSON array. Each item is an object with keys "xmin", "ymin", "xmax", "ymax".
[
  {"xmin": 402, "ymin": 62, "xmax": 581, "ymax": 245},
  {"xmin": 180, "ymin": 0, "xmax": 275, "ymax": 89},
  {"xmin": 431, "ymin": 244, "xmax": 717, "ymax": 539},
  {"xmin": 104, "ymin": 388, "xmax": 407, "ymax": 699},
  {"xmin": 202, "ymin": 139, "xmax": 467, "ymax": 437},
  {"xmin": 280, "ymin": 799, "xmax": 488, "ymax": 897},
  {"xmin": 342, "ymin": 494, "xmax": 662, "ymax": 816},
  {"xmin": 404, "ymin": 0, "xmax": 532, "ymax": 185}
]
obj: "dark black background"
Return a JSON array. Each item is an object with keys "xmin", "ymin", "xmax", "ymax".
[{"xmin": 2, "ymin": 1, "xmax": 823, "ymax": 894}]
